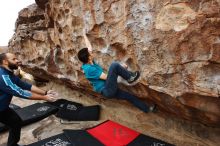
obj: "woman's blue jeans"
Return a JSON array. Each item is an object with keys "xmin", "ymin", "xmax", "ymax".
[{"xmin": 101, "ymin": 62, "xmax": 149, "ymax": 112}]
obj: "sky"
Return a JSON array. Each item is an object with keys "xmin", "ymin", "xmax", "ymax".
[{"xmin": 0, "ymin": 0, "xmax": 35, "ymax": 46}]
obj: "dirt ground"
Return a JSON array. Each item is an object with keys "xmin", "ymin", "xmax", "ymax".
[{"xmin": 0, "ymin": 82, "xmax": 219, "ymax": 146}]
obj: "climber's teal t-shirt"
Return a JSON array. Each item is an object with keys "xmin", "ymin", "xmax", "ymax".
[{"xmin": 82, "ymin": 61, "xmax": 105, "ymax": 93}]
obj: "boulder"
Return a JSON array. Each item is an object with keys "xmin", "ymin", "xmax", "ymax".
[{"xmin": 8, "ymin": 0, "xmax": 220, "ymax": 127}]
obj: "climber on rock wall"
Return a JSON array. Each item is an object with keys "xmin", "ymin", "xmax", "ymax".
[{"xmin": 77, "ymin": 30, "xmax": 156, "ymax": 113}]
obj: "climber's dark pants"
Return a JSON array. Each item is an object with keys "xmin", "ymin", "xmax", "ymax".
[
  {"xmin": 0, "ymin": 108, "xmax": 22, "ymax": 146},
  {"xmin": 101, "ymin": 62, "xmax": 149, "ymax": 112}
]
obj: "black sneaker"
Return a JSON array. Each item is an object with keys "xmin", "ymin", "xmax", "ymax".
[
  {"xmin": 149, "ymin": 104, "xmax": 157, "ymax": 113},
  {"xmin": 127, "ymin": 71, "xmax": 140, "ymax": 84}
]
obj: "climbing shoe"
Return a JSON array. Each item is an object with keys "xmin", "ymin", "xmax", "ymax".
[
  {"xmin": 149, "ymin": 104, "xmax": 157, "ymax": 113},
  {"xmin": 127, "ymin": 71, "xmax": 140, "ymax": 84}
]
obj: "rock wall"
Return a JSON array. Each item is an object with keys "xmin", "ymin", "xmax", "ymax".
[{"xmin": 8, "ymin": 0, "xmax": 220, "ymax": 127}]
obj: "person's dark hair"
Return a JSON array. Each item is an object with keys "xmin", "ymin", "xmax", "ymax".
[
  {"xmin": 77, "ymin": 48, "xmax": 90, "ymax": 63},
  {"xmin": 0, "ymin": 53, "xmax": 7, "ymax": 65}
]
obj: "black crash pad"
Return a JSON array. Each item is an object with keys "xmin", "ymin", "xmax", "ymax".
[
  {"xmin": 28, "ymin": 133, "xmax": 71, "ymax": 146},
  {"xmin": 56, "ymin": 104, "xmax": 100, "ymax": 121},
  {"xmin": 15, "ymin": 102, "xmax": 58, "ymax": 126},
  {"xmin": 45, "ymin": 99, "xmax": 83, "ymax": 109},
  {"xmin": 127, "ymin": 134, "xmax": 175, "ymax": 146},
  {"xmin": 46, "ymin": 99, "xmax": 100, "ymax": 121},
  {"xmin": 64, "ymin": 130, "xmax": 104, "ymax": 146},
  {"xmin": 28, "ymin": 130, "xmax": 104, "ymax": 146}
]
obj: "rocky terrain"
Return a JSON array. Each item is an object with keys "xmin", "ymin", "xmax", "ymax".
[
  {"xmin": 0, "ymin": 81, "xmax": 219, "ymax": 146},
  {"xmin": 1, "ymin": 0, "xmax": 219, "ymax": 145}
]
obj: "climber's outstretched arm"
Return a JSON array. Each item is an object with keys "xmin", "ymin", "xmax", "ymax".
[{"xmin": 83, "ymin": 29, "xmax": 92, "ymax": 52}]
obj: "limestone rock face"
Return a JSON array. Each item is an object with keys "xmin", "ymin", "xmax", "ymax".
[{"xmin": 9, "ymin": 0, "xmax": 220, "ymax": 126}]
